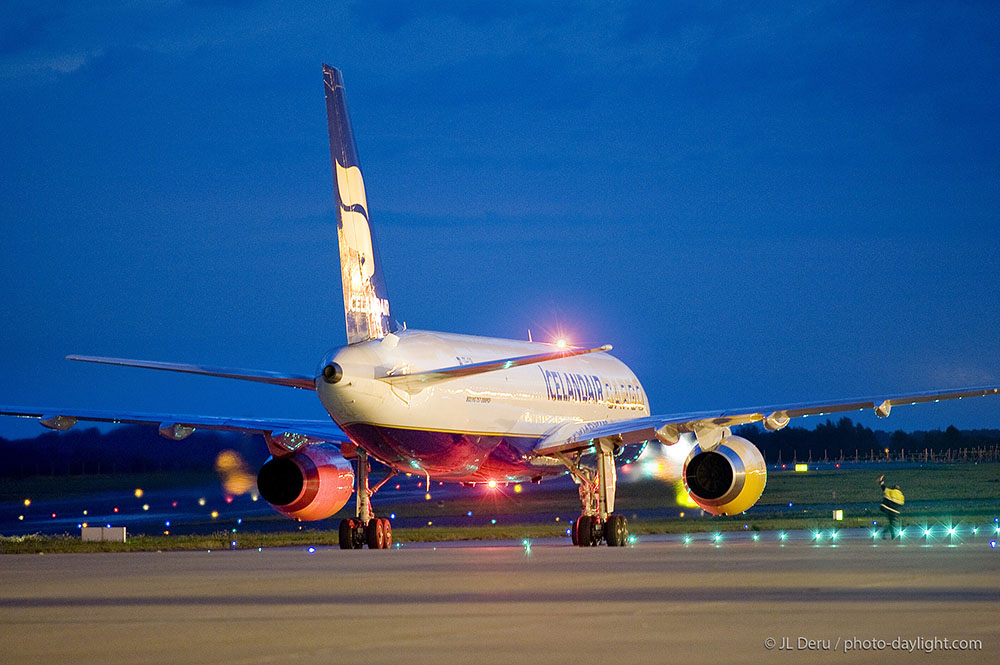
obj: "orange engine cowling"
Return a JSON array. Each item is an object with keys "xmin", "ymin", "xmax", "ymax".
[
  {"xmin": 256, "ymin": 443, "xmax": 354, "ymax": 521},
  {"xmin": 682, "ymin": 435, "xmax": 766, "ymax": 516}
]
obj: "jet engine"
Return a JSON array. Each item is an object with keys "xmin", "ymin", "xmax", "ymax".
[
  {"xmin": 682, "ymin": 435, "xmax": 766, "ymax": 516},
  {"xmin": 256, "ymin": 443, "xmax": 354, "ymax": 521}
]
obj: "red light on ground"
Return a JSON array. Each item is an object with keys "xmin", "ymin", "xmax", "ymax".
[
  {"xmin": 225, "ymin": 496, "xmax": 234, "ymax": 504},
  {"xmin": 171, "ymin": 501, "xmax": 178, "ymax": 508},
  {"xmin": 113, "ymin": 507, "xmax": 119, "ymax": 512},
  {"xmin": 394, "ymin": 484, "xmax": 400, "ymax": 489},
  {"xmin": 51, "ymin": 513, "xmax": 57, "ymax": 518}
]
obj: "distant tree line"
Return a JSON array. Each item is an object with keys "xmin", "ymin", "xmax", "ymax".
[
  {"xmin": 0, "ymin": 426, "xmax": 267, "ymax": 478},
  {"xmin": 734, "ymin": 417, "xmax": 1000, "ymax": 464}
]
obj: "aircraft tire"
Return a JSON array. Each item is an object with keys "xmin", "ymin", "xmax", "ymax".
[
  {"xmin": 339, "ymin": 518, "xmax": 359, "ymax": 549},
  {"xmin": 575, "ymin": 515, "xmax": 595, "ymax": 547},
  {"xmin": 604, "ymin": 514, "xmax": 628, "ymax": 547},
  {"xmin": 380, "ymin": 518, "xmax": 392, "ymax": 549},
  {"xmin": 366, "ymin": 517, "xmax": 386, "ymax": 549}
]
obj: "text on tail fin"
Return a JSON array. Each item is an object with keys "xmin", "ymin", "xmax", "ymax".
[{"xmin": 323, "ymin": 65, "xmax": 394, "ymax": 344}]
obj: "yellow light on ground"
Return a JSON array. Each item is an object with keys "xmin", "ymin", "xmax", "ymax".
[
  {"xmin": 134, "ymin": 488, "xmax": 144, "ymax": 498},
  {"xmin": 142, "ymin": 504, "xmax": 149, "ymax": 511},
  {"xmin": 210, "ymin": 511, "xmax": 219, "ymax": 519},
  {"xmin": 23, "ymin": 499, "xmax": 31, "ymax": 507},
  {"xmin": 198, "ymin": 498, "xmax": 206, "ymax": 506},
  {"xmin": 794, "ymin": 464, "xmax": 809, "ymax": 472},
  {"xmin": 424, "ymin": 493, "xmax": 431, "ymax": 500},
  {"xmin": 833, "ymin": 510, "xmax": 844, "ymax": 521},
  {"xmin": 514, "ymin": 484, "xmax": 523, "ymax": 494}
]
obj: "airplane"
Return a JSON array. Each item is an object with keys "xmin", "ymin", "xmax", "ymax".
[{"xmin": 2, "ymin": 64, "xmax": 998, "ymax": 549}]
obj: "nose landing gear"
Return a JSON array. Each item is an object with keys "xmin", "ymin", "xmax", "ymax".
[{"xmin": 564, "ymin": 441, "xmax": 629, "ymax": 547}]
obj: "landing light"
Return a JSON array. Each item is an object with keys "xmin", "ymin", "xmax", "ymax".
[
  {"xmin": 556, "ymin": 338, "xmax": 567, "ymax": 348},
  {"xmin": 487, "ymin": 479, "xmax": 498, "ymax": 489}
]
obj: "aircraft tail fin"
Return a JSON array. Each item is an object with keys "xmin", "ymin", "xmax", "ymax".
[{"xmin": 323, "ymin": 64, "xmax": 394, "ymax": 345}]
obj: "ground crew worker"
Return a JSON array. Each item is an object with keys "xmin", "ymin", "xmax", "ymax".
[{"xmin": 878, "ymin": 475, "xmax": 904, "ymax": 539}]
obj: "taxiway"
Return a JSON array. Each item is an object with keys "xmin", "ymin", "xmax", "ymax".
[{"xmin": 1, "ymin": 535, "xmax": 996, "ymax": 664}]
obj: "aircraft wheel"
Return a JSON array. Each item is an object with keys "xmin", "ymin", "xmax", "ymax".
[
  {"xmin": 604, "ymin": 514, "xmax": 628, "ymax": 547},
  {"xmin": 366, "ymin": 517, "xmax": 386, "ymax": 549},
  {"xmin": 380, "ymin": 518, "xmax": 392, "ymax": 549},
  {"xmin": 339, "ymin": 518, "xmax": 360, "ymax": 549},
  {"xmin": 575, "ymin": 515, "xmax": 595, "ymax": 547}
]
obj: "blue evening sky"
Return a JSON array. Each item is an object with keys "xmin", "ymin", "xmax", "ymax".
[{"xmin": 1, "ymin": 1, "xmax": 998, "ymax": 439}]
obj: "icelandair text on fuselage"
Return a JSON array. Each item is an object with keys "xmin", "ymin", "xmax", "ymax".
[
  {"xmin": 763, "ymin": 635, "xmax": 982, "ymax": 654},
  {"xmin": 539, "ymin": 368, "xmax": 645, "ymax": 410}
]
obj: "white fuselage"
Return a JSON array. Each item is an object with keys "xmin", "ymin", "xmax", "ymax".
[{"xmin": 315, "ymin": 330, "xmax": 650, "ymax": 481}]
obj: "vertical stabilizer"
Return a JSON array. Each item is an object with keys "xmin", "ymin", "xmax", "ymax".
[{"xmin": 323, "ymin": 65, "xmax": 394, "ymax": 344}]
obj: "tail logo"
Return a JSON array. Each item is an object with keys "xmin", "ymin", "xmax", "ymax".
[{"xmin": 336, "ymin": 160, "xmax": 391, "ymax": 340}]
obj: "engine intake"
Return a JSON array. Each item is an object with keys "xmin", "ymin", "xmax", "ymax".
[
  {"xmin": 256, "ymin": 443, "xmax": 354, "ymax": 521},
  {"xmin": 682, "ymin": 435, "xmax": 766, "ymax": 516}
]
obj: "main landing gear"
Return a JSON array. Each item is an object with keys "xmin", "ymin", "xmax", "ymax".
[
  {"xmin": 563, "ymin": 441, "xmax": 629, "ymax": 547},
  {"xmin": 339, "ymin": 448, "xmax": 396, "ymax": 550}
]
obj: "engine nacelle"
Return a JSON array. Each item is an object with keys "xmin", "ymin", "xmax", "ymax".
[
  {"xmin": 256, "ymin": 443, "xmax": 354, "ymax": 521},
  {"xmin": 682, "ymin": 435, "xmax": 766, "ymax": 516}
]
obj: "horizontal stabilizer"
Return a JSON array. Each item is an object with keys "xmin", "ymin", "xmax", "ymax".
[
  {"xmin": 67, "ymin": 355, "xmax": 316, "ymax": 390},
  {"xmin": 380, "ymin": 344, "xmax": 612, "ymax": 392}
]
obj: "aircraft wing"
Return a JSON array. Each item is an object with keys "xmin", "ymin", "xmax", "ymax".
[
  {"xmin": 67, "ymin": 355, "xmax": 316, "ymax": 390},
  {"xmin": 0, "ymin": 405, "xmax": 350, "ymax": 455},
  {"xmin": 531, "ymin": 384, "xmax": 1000, "ymax": 457}
]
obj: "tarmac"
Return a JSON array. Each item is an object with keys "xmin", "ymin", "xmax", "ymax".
[{"xmin": 1, "ymin": 532, "xmax": 997, "ymax": 665}]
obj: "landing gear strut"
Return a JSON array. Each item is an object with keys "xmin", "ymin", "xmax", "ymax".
[
  {"xmin": 339, "ymin": 448, "xmax": 395, "ymax": 549},
  {"xmin": 563, "ymin": 441, "xmax": 629, "ymax": 547}
]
